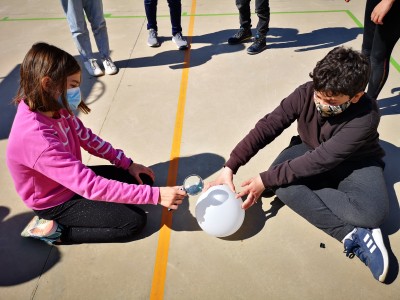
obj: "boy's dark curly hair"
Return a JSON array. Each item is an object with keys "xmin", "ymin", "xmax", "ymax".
[{"xmin": 310, "ymin": 46, "xmax": 370, "ymax": 98}]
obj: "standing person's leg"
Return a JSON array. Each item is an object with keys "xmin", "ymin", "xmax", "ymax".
[
  {"xmin": 247, "ymin": 0, "xmax": 269, "ymax": 54},
  {"xmin": 228, "ymin": 0, "xmax": 252, "ymax": 44},
  {"xmin": 34, "ymin": 165, "xmax": 153, "ymax": 244},
  {"xmin": 255, "ymin": 0, "xmax": 270, "ymax": 36},
  {"xmin": 83, "ymin": 0, "xmax": 118, "ymax": 75},
  {"xmin": 82, "ymin": 0, "xmax": 109, "ymax": 59},
  {"xmin": 144, "ymin": 0, "xmax": 158, "ymax": 32},
  {"xmin": 61, "ymin": 0, "xmax": 94, "ymax": 61},
  {"xmin": 168, "ymin": 0, "xmax": 188, "ymax": 50},
  {"xmin": 236, "ymin": 0, "xmax": 252, "ymax": 30},
  {"xmin": 144, "ymin": 0, "xmax": 160, "ymax": 47},
  {"xmin": 167, "ymin": 0, "xmax": 182, "ymax": 35},
  {"xmin": 362, "ymin": 0, "xmax": 400, "ymax": 99}
]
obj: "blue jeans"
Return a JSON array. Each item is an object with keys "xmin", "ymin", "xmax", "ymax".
[
  {"xmin": 61, "ymin": 0, "xmax": 110, "ymax": 61},
  {"xmin": 362, "ymin": 0, "xmax": 400, "ymax": 99},
  {"xmin": 144, "ymin": 0, "xmax": 182, "ymax": 35},
  {"xmin": 236, "ymin": 0, "xmax": 270, "ymax": 35},
  {"xmin": 270, "ymin": 136, "xmax": 389, "ymax": 241}
]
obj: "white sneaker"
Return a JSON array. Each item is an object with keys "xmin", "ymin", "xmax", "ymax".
[
  {"xmin": 147, "ymin": 29, "xmax": 160, "ymax": 47},
  {"xmin": 102, "ymin": 57, "xmax": 118, "ymax": 75},
  {"xmin": 84, "ymin": 59, "xmax": 104, "ymax": 77},
  {"xmin": 172, "ymin": 32, "xmax": 188, "ymax": 50}
]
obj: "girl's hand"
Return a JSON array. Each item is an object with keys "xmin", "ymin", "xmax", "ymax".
[
  {"xmin": 159, "ymin": 186, "xmax": 187, "ymax": 210},
  {"xmin": 237, "ymin": 175, "xmax": 265, "ymax": 210},
  {"xmin": 204, "ymin": 166, "xmax": 236, "ymax": 193},
  {"xmin": 128, "ymin": 162, "xmax": 155, "ymax": 184},
  {"xmin": 371, "ymin": 0, "xmax": 394, "ymax": 25}
]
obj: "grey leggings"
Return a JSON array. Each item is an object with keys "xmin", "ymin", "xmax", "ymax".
[{"xmin": 270, "ymin": 137, "xmax": 389, "ymax": 241}]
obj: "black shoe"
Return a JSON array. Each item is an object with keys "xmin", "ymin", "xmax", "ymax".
[
  {"xmin": 247, "ymin": 35, "xmax": 267, "ymax": 55},
  {"xmin": 228, "ymin": 28, "xmax": 252, "ymax": 45}
]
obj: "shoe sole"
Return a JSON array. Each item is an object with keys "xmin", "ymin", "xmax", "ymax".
[
  {"xmin": 372, "ymin": 228, "xmax": 389, "ymax": 282},
  {"xmin": 105, "ymin": 70, "xmax": 118, "ymax": 75},
  {"xmin": 247, "ymin": 45, "xmax": 267, "ymax": 55},
  {"xmin": 87, "ymin": 71, "xmax": 104, "ymax": 77},
  {"xmin": 147, "ymin": 42, "xmax": 160, "ymax": 47}
]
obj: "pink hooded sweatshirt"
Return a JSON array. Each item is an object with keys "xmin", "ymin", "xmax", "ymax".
[{"xmin": 6, "ymin": 101, "xmax": 160, "ymax": 210}]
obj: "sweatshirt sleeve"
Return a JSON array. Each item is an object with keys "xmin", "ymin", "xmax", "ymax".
[
  {"xmin": 72, "ymin": 115, "xmax": 132, "ymax": 170},
  {"xmin": 225, "ymin": 85, "xmax": 303, "ymax": 173},
  {"xmin": 33, "ymin": 138, "xmax": 160, "ymax": 205},
  {"xmin": 261, "ymin": 112, "xmax": 378, "ymax": 188}
]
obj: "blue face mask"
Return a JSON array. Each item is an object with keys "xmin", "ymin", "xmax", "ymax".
[{"xmin": 59, "ymin": 87, "xmax": 81, "ymax": 110}]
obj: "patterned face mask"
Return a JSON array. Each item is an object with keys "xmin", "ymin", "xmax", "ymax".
[{"xmin": 314, "ymin": 93, "xmax": 352, "ymax": 117}]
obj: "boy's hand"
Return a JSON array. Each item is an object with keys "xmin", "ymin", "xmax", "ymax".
[
  {"xmin": 237, "ymin": 175, "xmax": 265, "ymax": 210},
  {"xmin": 204, "ymin": 166, "xmax": 236, "ymax": 193}
]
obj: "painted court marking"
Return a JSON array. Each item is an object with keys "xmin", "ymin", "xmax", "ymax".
[{"xmin": 149, "ymin": 1, "xmax": 197, "ymax": 299}]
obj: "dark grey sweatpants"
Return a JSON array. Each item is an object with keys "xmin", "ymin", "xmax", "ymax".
[{"xmin": 270, "ymin": 137, "xmax": 389, "ymax": 241}]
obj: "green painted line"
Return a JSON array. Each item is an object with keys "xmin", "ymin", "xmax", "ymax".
[
  {"xmin": 0, "ymin": 9, "xmax": 349, "ymax": 21},
  {"xmin": 390, "ymin": 57, "xmax": 400, "ymax": 73},
  {"xmin": 345, "ymin": 10, "xmax": 363, "ymax": 28},
  {"xmin": 0, "ymin": 17, "xmax": 66, "ymax": 21}
]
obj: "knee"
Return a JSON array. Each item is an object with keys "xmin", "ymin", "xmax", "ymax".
[
  {"xmin": 90, "ymin": 20, "xmax": 107, "ymax": 34},
  {"xmin": 364, "ymin": 205, "xmax": 389, "ymax": 228},
  {"xmin": 131, "ymin": 213, "xmax": 147, "ymax": 234},
  {"xmin": 255, "ymin": 8, "xmax": 269, "ymax": 17}
]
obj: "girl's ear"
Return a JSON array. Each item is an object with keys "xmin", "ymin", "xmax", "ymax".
[{"xmin": 40, "ymin": 76, "xmax": 52, "ymax": 93}]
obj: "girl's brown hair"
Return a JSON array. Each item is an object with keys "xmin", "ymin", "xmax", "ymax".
[{"xmin": 14, "ymin": 42, "xmax": 90, "ymax": 114}]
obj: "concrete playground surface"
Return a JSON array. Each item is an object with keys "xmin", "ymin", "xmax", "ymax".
[{"xmin": 0, "ymin": 0, "xmax": 399, "ymax": 299}]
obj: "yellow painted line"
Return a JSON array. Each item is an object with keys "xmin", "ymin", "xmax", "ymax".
[{"xmin": 149, "ymin": 1, "xmax": 197, "ymax": 299}]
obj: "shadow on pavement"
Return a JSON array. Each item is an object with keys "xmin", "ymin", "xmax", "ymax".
[
  {"xmin": 133, "ymin": 152, "xmax": 227, "ymax": 239},
  {"xmin": 117, "ymin": 27, "xmax": 362, "ymax": 70},
  {"xmin": 0, "ymin": 207, "xmax": 61, "ymax": 286}
]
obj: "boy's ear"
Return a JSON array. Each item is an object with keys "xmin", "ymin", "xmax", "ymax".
[
  {"xmin": 40, "ymin": 76, "xmax": 52, "ymax": 93},
  {"xmin": 350, "ymin": 91, "xmax": 365, "ymax": 103}
]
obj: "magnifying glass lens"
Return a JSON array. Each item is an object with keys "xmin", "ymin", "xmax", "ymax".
[{"xmin": 183, "ymin": 175, "xmax": 204, "ymax": 196}]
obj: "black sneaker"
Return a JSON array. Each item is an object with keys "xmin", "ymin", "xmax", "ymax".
[
  {"xmin": 343, "ymin": 227, "xmax": 389, "ymax": 282},
  {"xmin": 247, "ymin": 34, "xmax": 267, "ymax": 55},
  {"xmin": 228, "ymin": 28, "xmax": 252, "ymax": 45}
]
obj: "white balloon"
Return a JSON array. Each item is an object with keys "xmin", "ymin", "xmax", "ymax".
[{"xmin": 195, "ymin": 184, "xmax": 245, "ymax": 237}]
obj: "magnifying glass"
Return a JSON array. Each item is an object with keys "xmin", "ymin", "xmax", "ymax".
[
  {"xmin": 182, "ymin": 174, "xmax": 204, "ymax": 196},
  {"xmin": 168, "ymin": 174, "xmax": 204, "ymax": 211}
]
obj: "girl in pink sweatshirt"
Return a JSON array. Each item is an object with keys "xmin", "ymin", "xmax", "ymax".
[{"xmin": 6, "ymin": 42, "xmax": 186, "ymax": 244}]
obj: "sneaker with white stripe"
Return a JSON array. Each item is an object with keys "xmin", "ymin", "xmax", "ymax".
[{"xmin": 344, "ymin": 227, "xmax": 389, "ymax": 282}]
